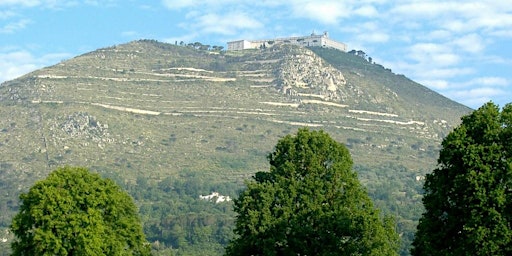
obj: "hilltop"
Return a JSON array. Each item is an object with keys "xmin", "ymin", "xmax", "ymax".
[{"xmin": 0, "ymin": 40, "xmax": 471, "ymax": 255}]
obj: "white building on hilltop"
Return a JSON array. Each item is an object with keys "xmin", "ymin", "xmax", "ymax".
[{"xmin": 227, "ymin": 31, "xmax": 347, "ymax": 52}]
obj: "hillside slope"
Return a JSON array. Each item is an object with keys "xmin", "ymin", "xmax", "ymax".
[{"xmin": 0, "ymin": 40, "xmax": 471, "ymax": 254}]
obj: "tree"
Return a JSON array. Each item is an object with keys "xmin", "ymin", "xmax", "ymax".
[
  {"xmin": 10, "ymin": 166, "xmax": 150, "ymax": 255},
  {"xmin": 412, "ymin": 102, "xmax": 512, "ymax": 255},
  {"xmin": 226, "ymin": 128, "xmax": 399, "ymax": 255}
]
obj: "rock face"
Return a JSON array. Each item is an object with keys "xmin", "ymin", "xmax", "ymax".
[
  {"xmin": 56, "ymin": 112, "xmax": 112, "ymax": 144},
  {"xmin": 275, "ymin": 47, "xmax": 347, "ymax": 101},
  {"xmin": 272, "ymin": 46, "xmax": 385, "ymax": 106}
]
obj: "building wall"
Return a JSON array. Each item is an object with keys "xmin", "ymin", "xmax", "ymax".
[
  {"xmin": 322, "ymin": 38, "xmax": 347, "ymax": 52},
  {"xmin": 227, "ymin": 33, "xmax": 347, "ymax": 52},
  {"xmin": 227, "ymin": 40, "xmax": 253, "ymax": 51}
]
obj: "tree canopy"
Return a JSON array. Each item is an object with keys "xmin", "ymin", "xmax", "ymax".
[
  {"xmin": 412, "ymin": 102, "xmax": 512, "ymax": 255},
  {"xmin": 10, "ymin": 166, "xmax": 150, "ymax": 256},
  {"xmin": 226, "ymin": 128, "xmax": 399, "ymax": 255}
]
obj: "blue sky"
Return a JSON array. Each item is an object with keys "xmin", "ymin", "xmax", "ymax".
[{"xmin": 1, "ymin": 0, "xmax": 511, "ymax": 109}]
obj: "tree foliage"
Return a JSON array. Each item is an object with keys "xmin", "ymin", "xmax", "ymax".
[
  {"xmin": 226, "ymin": 128, "xmax": 399, "ymax": 255},
  {"xmin": 412, "ymin": 102, "xmax": 512, "ymax": 255},
  {"xmin": 130, "ymin": 171, "xmax": 240, "ymax": 255},
  {"xmin": 10, "ymin": 166, "xmax": 150, "ymax": 255}
]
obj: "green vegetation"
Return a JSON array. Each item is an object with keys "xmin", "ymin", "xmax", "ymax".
[
  {"xmin": 0, "ymin": 40, "xmax": 475, "ymax": 255},
  {"xmin": 10, "ymin": 166, "xmax": 150, "ymax": 255},
  {"xmin": 412, "ymin": 102, "xmax": 512, "ymax": 255},
  {"xmin": 226, "ymin": 129, "xmax": 399, "ymax": 255},
  {"xmin": 309, "ymin": 46, "xmax": 470, "ymax": 121},
  {"xmin": 122, "ymin": 170, "xmax": 241, "ymax": 255}
]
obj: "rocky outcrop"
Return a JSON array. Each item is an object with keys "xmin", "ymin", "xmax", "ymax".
[
  {"xmin": 53, "ymin": 112, "xmax": 114, "ymax": 146},
  {"xmin": 274, "ymin": 47, "xmax": 346, "ymax": 101}
]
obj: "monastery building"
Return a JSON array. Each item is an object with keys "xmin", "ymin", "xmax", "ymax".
[{"xmin": 227, "ymin": 32, "xmax": 347, "ymax": 52}]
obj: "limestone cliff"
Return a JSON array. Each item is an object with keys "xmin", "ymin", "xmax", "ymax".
[{"xmin": 274, "ymin": 46, "xmax": 345, "ymax": 100}]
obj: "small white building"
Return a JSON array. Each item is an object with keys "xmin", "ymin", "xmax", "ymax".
[
  {"xmin": 199, "ymin": 192, "xmax": 232, "ymax": 203},
  {"xmin": 227, "ymin": 32, "xmax": 347, "ymax": 52}
]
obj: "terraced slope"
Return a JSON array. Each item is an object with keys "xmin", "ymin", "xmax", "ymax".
[{"xmin": 0, "ymin": 40, "xmax": 471, "ymax": 254}]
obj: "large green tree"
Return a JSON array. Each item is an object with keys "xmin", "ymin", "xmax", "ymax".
[
  {"xmin": 412, "ymin": 102, "xmax": 512, "ymax": 255},
  {"xmin": 10, "ymin": 166, "xmax": 150, "ymax": 255},
  {"xmin": 226, "ymin": 128, "xmax": 399, "ymax": 255}
]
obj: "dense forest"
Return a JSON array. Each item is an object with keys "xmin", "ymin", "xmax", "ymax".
[
  {"xmin": 116, "ymin": 171, "xmax": 242, "ymax": 255},
  {"xmin": 101, "ymin": 162, "xmax": 421, "ymax": 255}
]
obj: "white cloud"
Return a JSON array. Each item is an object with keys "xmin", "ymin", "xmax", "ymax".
[
  {"xmin": 390, "ymin": 2, "xmax": 456, "ymax": 19},
  {"xmin": 84, "ymin": 0, "xmax": 102, "ymax": 6},
  {"xmin": 390, "ymin": 1, "xmax": 512, "ymax": 36},
  {"xmin": 0, "ymin": 10, "xmax": 17, "ymax": 19},
  {"xmin": 419, "ymin": 76, "xmax": 509, "ymax": 91},
  {"xmin": 159, "ymin": 0, "xmax": 390, "ymax": 47},
  {"xmin": 0, "ymin": 51, "xmax": 37, "ymax": 82},
  {"xmin": 442, "ymin": 19, "xmax": 469, "ymax": 33},
  {"xmin": 357, "ymin": 32, "xmax": 389, "ymax": 43},
  {"xmin": 407, "ymin": 43, "xmax": 460, "ymax": 67},
  {"xmin": 121, "ymin": 31, "xmax": 138, "ymax": 37},
  {"xmin": 181, "ymin": 11, "xmax": 263, "ymax": 36},
  {"xmin": 422, "ymin": 30, "xmax": 452, "ymax": 41},
  {"xmin": 0, "ymin": 51, "xmax": 36, "ymax": 82},
  {"xmin": 421, "ymin": 67, "xmax": 474, "ymax": 80},
  {"xmin": 489, "ymin": 29, "xmax": 512, "ymax": 38},
  {"xmin": 414, "ymin": 82, "xmax": 507, "ymax": 109},
  {"xmin": 389, "ymin": 2, "xmax": 495, "ymax": 21},
  {"xmin": 419, "ymin": 75, "xmax": 510, "ymax": 108},
  {"xmin": 0, "ymin": 18, "xmax": 30, "ymax": 33},
  {"xmin": 0, "ymin": 49, "xmax": 70, "ymax": 83},
  {"xmin": 354, "ymin": 5, "xmax": 378, "ymax": 17},
  {"xmin": 459, "ymin": 77, "xmax": 509, "ymax": 88},
  {"xmin": 455, "ymin": 95, "xmax": 493, "ymax": 109},
  {"xmin": 290, "ymin": 1, "xmax": 350, "ymax": 24},
  {"xmin": 409, "ymin": 43, "xmax": 449, "ymax": 54},
  {"xmin": 0, "ymin": 0, "xmax": 92, "ymax": 9},
  {"xmin": 161, "ymin": 0, "xmax": 237, "ymax": 10},
  {"xmin": 450, "ymin": 87, "xmax": 505, "ymax": 103},
  {"xmin": 468, "ymin": 13, "xmax": 512, "ymax": 31},
  {"xmin": 161, "ymin": 0, "xmax": 201, "ymax": 9},
  {"xmin": 432, "ymin": 53, "xmax": 461, "ymax": 66},
  {"xmin": 0, "ymin": 0, "xmax": 40, "ymax": 7}
]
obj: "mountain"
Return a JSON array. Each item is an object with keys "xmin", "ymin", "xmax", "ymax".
[{"xmin": 0, "ymin": 40, "xmax": 471, "ymax": 255}]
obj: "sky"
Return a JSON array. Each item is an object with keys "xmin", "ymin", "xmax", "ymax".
[{"xmin": 1, "ymin": 0, "xmax": 511, "ymax": 109}]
